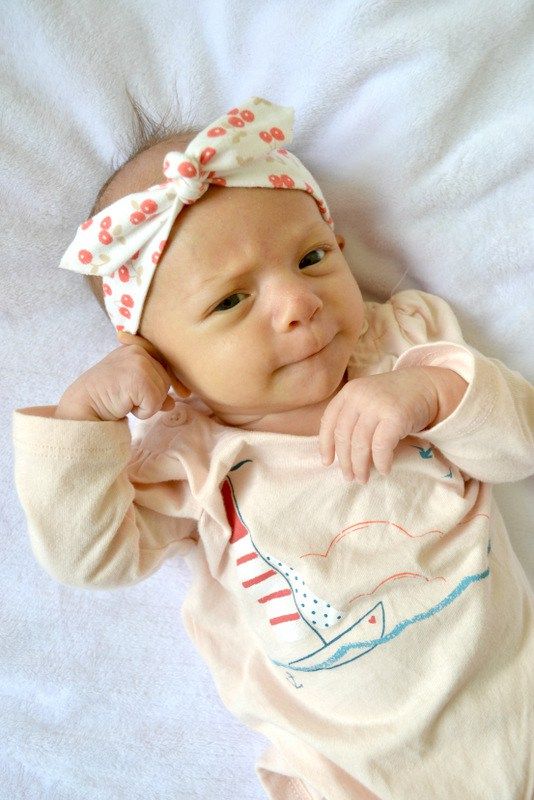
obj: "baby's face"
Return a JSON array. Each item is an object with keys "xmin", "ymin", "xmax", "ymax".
[
  {"xmin": 100, "ymin": 134, "xmax": 365, "ymax": 427},
  {"xmin": 139, "ymin": 184, "xmax": 365, "ymax": 426}
]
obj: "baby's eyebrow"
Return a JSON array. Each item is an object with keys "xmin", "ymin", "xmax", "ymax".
[{"xmin": 195, "ymin": 221, "xmax": 328, "ymax": 292}]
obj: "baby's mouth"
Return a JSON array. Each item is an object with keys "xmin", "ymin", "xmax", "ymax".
[
  {"xmin": 302, "ymin": 343, "xmax": 328, "ymax": 360},
  {"xmin": 290, "ymin": 334, "xmax": 335, "ymax": 365}
]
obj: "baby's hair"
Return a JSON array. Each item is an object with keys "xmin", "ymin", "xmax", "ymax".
[{"xmin": 85, "ymin": 87, "xmax": 200, "ymax": 316}]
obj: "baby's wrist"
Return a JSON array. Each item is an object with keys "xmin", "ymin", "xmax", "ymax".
[
  {"xmin": 54, "ymin": 390, "xmax": 103, "ymax": 422},
  {"xmin": 418, "ymin": 367, "xmax": 468, "ymax": 429}
]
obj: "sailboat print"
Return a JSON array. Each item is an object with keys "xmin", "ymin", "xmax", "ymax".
[{"xmin": 221, "ymin": 462, "xmax": 386, "ymax": 671}]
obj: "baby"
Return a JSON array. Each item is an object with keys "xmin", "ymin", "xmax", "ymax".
[{"xmin": 12, "ymin": 97, "xmax": 534, "ymax": 800}]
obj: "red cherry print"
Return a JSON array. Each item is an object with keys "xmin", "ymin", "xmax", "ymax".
[
  {"xmin": 260, "ymin": 131, "xmax": 273, "ymax": 143},
  {"xmin": 102, "ymin": 283, "xmax": 112, "ymax": 296},
  {"xmin": 100, "ymin": 216, "xmax": 112, "ymax": 230},
  {"xmin": 151, "ymin": 251, "xmax": 160, "ymax": 265},
  {"xmin": 200, "ymin": 147, "xmax": 216, "ymax": 165},
  {"xmin": 130, "ymin": 211, "xmax": 146, "ymax": 225},
  {"xmin": 159, "ymin": 239, "xmax": 167, "ymax": 251},
  {"xmin": 240, "ymin": 109, "xmax": 254, "ymax": 122},
  {"xmin": 78, "ymin": 249, "xmax": 93, "ymax": 264},
  {"xmin": 270, "ymin": 127, "xmax": 285, "ymax": 141},
  {"xmin": 210, "ymin": 177, "xmax": 227, "ymax": 186},
  {"xmin": 178, "ymin": 161, "xmax": 197, "ymax": 178},
  {"xmin": 116, "ymin": 325, "xmax": 125, "ymax": 332},
  {"xmin": 228, "ymin": 115, "xmax": 244, "ymax": 128},
  {"xmin": 119, "ymin": 307, "xmax": 131, "ymax": 319},
  {"xmin": 131, "ymin": 251, "xmax": 140, "ymax": 260},
  {"xmin": 268, "ymin": 174, "xmax": 283, "ymax": 188},
  {"xmin": 227, "ymin": 107, "xmax": 239, "ymax": 115},
  {"xmin": 118, "ymin": 265, "xmax": 130, "ymax": 282},
  {"xmin": 80, "ymin": 219, "xmax": 93, "ymax": 230},
  {"xmin": 281, "ymin": 174, "xmax": 294, "ymax": 188},
  {"xmin": 207, "ymin": 127, "xmax": 227, "ymax": 137},
  {"xmin": 140, "ymin": 199, "xmax": 158, "ymax": 214},
  {"xmin": 98, "ymin": 230, "xmax": 113, "ymax": 245},
  {"xmin": 304, "ymin": 182, "xmax": 313, "ymax": 194},
  {"xmin": 121, "ymin": 294, "xmax": 134, "ymax": 308}
]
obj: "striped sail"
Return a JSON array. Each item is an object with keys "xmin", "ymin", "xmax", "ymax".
[{"xmin": 221, "ymin": 475, "xmax": 345, "ymax": 643}]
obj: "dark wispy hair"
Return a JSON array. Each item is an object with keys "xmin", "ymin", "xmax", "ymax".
[{"xmin": 85, "ymin": 86, "xmax": 200, "ymax": 314}]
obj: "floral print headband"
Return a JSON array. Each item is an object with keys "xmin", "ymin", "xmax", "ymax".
[{"xmin": 59, "ymin": 96, "xmax": 333, "ymax": 333}]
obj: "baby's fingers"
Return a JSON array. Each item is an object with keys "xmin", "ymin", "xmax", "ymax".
[
  {"xmin": 371, "ymin": 418, "xmax": 403, "ymax": 476},
  {"xmin": 319, "ymin": 391, "xmax": 347, "ymax": 465},
  {"xmin": 117, "ymin": 331, "xmax": 190, "ymax": 398},
  {"xmin": 129, "ymin": 376, "xmax": 168, "ymax": 419}
]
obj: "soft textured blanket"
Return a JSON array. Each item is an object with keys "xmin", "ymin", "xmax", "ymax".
[{"xmin": 2, "ymin": 1, "xmax": 533, "ymax": 798}]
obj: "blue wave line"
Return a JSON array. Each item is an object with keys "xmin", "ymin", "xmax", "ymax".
[
  {"xmin": 272, "ymin": 568, "xmax": 489, "ymax": 671},
  {"xmin": 356, "ymin": 568, "xmax": 489, "ymax": 648}
]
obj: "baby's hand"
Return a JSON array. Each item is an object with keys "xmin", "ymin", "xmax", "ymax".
[
  {"xmin": 319, "ymin": 367, "xmax": 439, "ymax": 483},
  {"xmin": 54, "ymin": 333, "xmax": 187, "ymax": 422}
]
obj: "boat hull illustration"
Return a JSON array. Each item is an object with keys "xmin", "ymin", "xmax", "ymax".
[{"xmin": 280, "ymin": 600, "xmax": 385, "ymax": 671}]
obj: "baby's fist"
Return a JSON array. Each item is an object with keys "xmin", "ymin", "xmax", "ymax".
[
  {"xmin": 55, "ymin": 335, "xmax": 183, "ymax": 422},
  {"xmin": 319, "ymin": 367, "xmax": 439, "ymax": 482}
]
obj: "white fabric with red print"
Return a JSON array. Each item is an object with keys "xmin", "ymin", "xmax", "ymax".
[{"xmin": 59, "ymin": 96, "xmax": 333, "ymax": 333}]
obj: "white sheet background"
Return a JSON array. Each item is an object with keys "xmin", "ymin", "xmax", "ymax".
[{"xmin": 2, "ymin": 1, "xmax": 533, "ymax": 798}]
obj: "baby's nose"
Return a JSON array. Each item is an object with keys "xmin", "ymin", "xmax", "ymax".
[{"xmin": 269, "ymin": 279, "xmax": 323, "ymax": 330}]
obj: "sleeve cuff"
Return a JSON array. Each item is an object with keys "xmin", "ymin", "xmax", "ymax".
[
  {"xmin": 392, "ymin": 341, "xmax": 475, "ymax": 382},
  {"xmin": 391, "ymin": 341, "xmax": 494, "ymax": 440},
  {"xmin": 12, "ymin": 406, "xmax": 132, "ymax": 453}
]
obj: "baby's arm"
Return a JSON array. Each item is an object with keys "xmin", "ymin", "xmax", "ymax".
[
  {"xmin": 12, "ymin": 405, "xmax": 200, "ymax": 588},
  {"xmin": 392, "ymin": 341, "xmax": 534, "ymax": 483},
  {"xmin": 12, "ymin": 404, "xmax": 200, "ymax": 588},
  {"xmin": 322, "ymin": 290, "xmax": 534, "ymax": 485},
  {"xmin": 388, "ymin": 290, "xmax": 534, "ymax": 483},
  {"xmin": 417, "ymin": 366, "xmax": 468, "ymax": 427},
  {"xmin": 319, "ymin": 365, "xmax": 468, "ymax": 483}
]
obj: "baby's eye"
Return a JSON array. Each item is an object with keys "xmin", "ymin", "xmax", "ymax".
[
  {"xmin": 299, "ymin": 248, "xmax": 326, "ymax": 269},
  {"xmin": 213, "ymin": 293, "xmax": 247, "ymax": 313},
  {"xmin": 212, "ymin": 249, "xmax": 327, "ymax": 314}
]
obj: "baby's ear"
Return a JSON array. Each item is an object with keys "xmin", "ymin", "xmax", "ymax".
[{"xmin": 116, "ymin": 331, "xmax": 191, "ymax": 398}]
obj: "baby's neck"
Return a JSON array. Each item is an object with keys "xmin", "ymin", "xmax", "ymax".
[{"xmin": 211, "ymin": 370, "xmax": 348, "ymax": 436}]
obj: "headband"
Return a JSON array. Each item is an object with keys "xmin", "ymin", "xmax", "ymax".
[{"xmin": 59, "ymin": 96, "xmax": 333, "ymax": 333}]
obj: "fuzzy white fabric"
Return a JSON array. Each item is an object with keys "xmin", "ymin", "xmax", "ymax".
[{"xmin": 2, "ymin": 1, "xmax": 533, "ymax": 798}]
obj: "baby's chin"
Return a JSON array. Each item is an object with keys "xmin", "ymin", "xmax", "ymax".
[
  {"xmin": 206, "ymin": 378, "xmax": 348, "ymax": 433},
  {"xmin": 216, "ymin": 384, "xmax": 335, "ymax": 417}
]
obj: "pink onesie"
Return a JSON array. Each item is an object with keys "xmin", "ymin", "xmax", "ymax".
[{"xmin": 12, "ymin": 290, "xmax": 534, "ymax": 799}]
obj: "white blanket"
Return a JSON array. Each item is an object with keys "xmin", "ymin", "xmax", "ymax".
[{"xmin": 2, "ymin": 1, "xmax": 533, "ymax": 798}]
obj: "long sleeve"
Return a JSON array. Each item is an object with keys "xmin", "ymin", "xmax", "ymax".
[
  {"xmin": 385, "ymin": 291, "xmax": 534, "ymax": 483},
  {"xmin": 12, "ymin": 406, "xmax": 202, "ymax": 589}
]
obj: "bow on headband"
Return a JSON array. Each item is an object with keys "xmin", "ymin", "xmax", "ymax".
[{"xmin": 59, "ymin": 96, "xmax": 333, "ymax": 333}]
